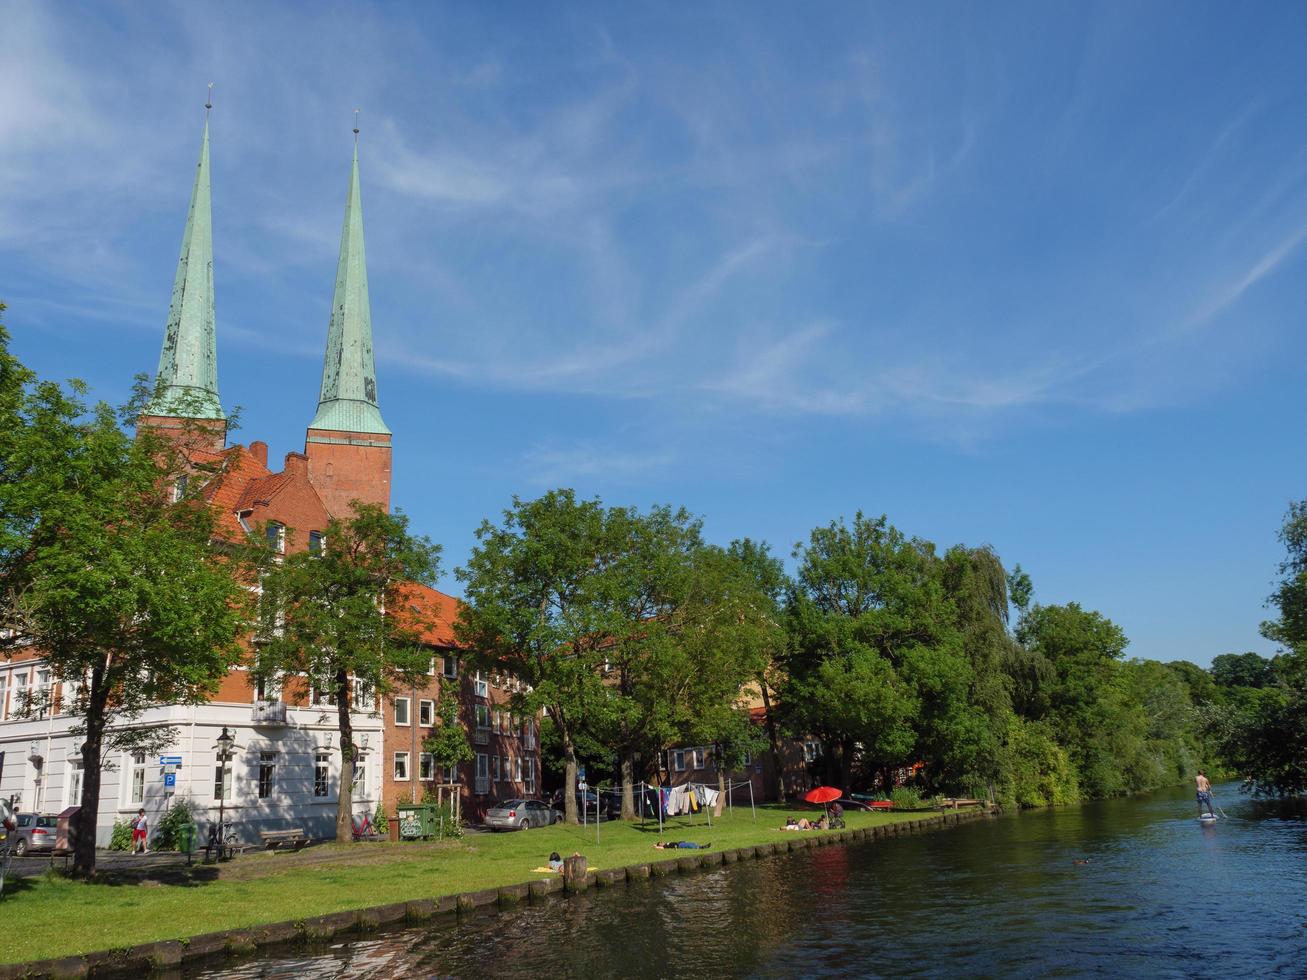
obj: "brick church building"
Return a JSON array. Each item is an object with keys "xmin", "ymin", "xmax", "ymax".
[{"xmin": 0, "ymin": 112, "xmax": 539, "ymax": 843}]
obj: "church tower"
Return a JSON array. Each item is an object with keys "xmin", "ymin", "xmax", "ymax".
[
  {"xmin": 139, "ymin": 98, "xmax": 227, "ymax": 453},
  {"xmin": 304, "ymin": 127, "xmax": 393, "ymax": 517}
]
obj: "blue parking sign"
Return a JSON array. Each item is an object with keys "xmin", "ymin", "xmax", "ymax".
[{"xmin": 164, "ymin": 772, "xmax": 177, "ymax": 789}]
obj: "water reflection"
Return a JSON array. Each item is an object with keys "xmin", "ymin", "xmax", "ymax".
[{"xmin": 190, "ymin": 784, "xmax": 1307, "ymax": 979}]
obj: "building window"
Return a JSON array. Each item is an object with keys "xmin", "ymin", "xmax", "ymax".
[
  {"xmin": 419, "ymin": 752, "xmax": 435, "ymax": 781},
  {"xmin": 691, "ymin": 748, "xmax": 705, "ymax": 770},
  {"xmin": 66, "ymin": 757, "xmax": 84, "ymax": 809},
  {"xmin": 443, "ymin": 764, "xmax": 459, "ymax": 784},
  {"xmin": 442, "ymin": 656, "xmax": 458, "ymax": 679},
  {"xmin": 475, "ymin": 703, "xmax": 490, "ymax": 731},
  {"xmin": 352, "ymin": 678, "xmax": 375, "ymax": 712},
  {"xmin": 475, "ymin": 753, "xmax": 489, "ymax": 793},
  {"xmin": 394, "ymin": 697, "xmax": 410, "ymax": 726},
  {"xmin": 172, "ymin": 474, "xmax": 189, "ymax": 502},
  {"xmin": 314, "ymin": 752, "xmax": 330, "ymax": 797},
  {"xmin": 524, "ymin": 758, "xmax": 535, "ymax": 794},
  {"xmin": 742, "ymin": 751, "xmax": 752, "ymax": 767},
  {"xmin": 255, "ymin": 673, "xmax": 281, "ymax": 702},
  {"xmin": 419, "ymin": 699, "xmax": 434, "ymax": 726},
  {"xmin": 394, "ymin": 752, "xmax": 410, "ymax": 781},
  {"xmin": 266, "ymin": 522, "xmax": 285, "ymax": 553},
  {"xmin": 474, "ymin": 671, "xmax": 488, "ymax": 698},
  {"xmin": 214, "ymin": 758, "xmax": 233, "ymax": 802},
  {"xmin": 308, "ymin": 530, "xmax": 324, "ymax": 555},
  {"xmin": 428, "ymin": 657, "xmax": 438, "ymax": 676},
  {"xmin": 672, "ymin": 750, "xmax": 686, "ymax": 773},
  {"xmin": 353, "ymin": 754, "xmax": 368, "ymax": 791},
  {"xmin": 803, "ymin": 740, "xmax": 820, "ymax": 763},
  {"xmin": 492, "ymin": 755, "xmax": 501, "ymax": 782},
  {"xmin": 258, "ymin": 751, "xmax": 276, "ymax": 799},
  {"xmin": 514, "ymin": 756, "xmax": 522, "ymax": 783},
  {"xmin": 34, "ymin": 669, "xmax": 52, "ymax": 719},
  {"xmin": 129, "ymin": 751, "xmax": 147, "ymax": 805}
]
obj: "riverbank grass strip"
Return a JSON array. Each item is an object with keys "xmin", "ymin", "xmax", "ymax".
[{"xmin": 0, "ymin": 805, "xmax": 982, "ymax": 968}]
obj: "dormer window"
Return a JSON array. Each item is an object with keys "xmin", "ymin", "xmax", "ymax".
[
  {"xmin": 308, "ymin": 531, "xmax": 324, "ymax": 555},
  {"xmin": 172, "ymin": 474, "xmax": 189, "ymax": 502},
  {"xmin": 266, "ymin": 522, "xmax": 286, "ymax": 554}
]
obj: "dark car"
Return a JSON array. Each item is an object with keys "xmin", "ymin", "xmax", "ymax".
[
  {"xmin": 484, "ymin": 799, "xmax": 559, "ymax": 831},
  {"xmin": 549, "ymin": 789, "xmax": 608, "ymax": 819}
]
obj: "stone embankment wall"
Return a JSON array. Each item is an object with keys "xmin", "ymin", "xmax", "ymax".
[{"xmin": 0, "ymin": 810, "xmax": 993, "ymax": 979}]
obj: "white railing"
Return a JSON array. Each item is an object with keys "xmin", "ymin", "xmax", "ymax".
[{"xmin": 252, "ymin": 700, "xmax": 288, "ymax": 725}]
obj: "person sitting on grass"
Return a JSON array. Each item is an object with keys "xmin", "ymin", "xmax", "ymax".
[
  {"xmin": 653, "ymin": 840, "xmax": 711, "ymax": 849},
  {"xmin": 548, "ymin": 851, "xmax": 563, "ymax": 872}
]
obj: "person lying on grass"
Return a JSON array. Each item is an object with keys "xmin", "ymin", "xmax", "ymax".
[
  {"xmin": 653, "ymin": 841, "xmax": 711, "ymax": 849},
  {"xmin": 781, "ymin": 817, "xmax": 812, "ymax": 830}
]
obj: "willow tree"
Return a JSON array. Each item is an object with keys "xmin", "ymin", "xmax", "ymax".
[{"xmin": 255, "ymin": 504, "xmax": 440, "ymax": 842}]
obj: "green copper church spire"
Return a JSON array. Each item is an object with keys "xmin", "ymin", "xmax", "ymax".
[
  {"xmin": 308, "ymin": 120, "xmax": 390, "ymax": 436},
  {"xmin": 149, "ymin": 93, "xmax": 224, "ymax": 421}
]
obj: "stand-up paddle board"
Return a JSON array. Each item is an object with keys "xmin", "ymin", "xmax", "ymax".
[{"xmin": 1198, "ymin": 813, "xmax": 1218, "ymax": 824}]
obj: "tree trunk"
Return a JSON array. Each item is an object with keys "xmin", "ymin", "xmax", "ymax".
[
  {"xmin": 560, "ymin": 717, "xmax": 579, "ymax": 825},
  {"xmin": 838, "ymin": 737, "xmax": 855, "ymax": 791},
  {"xmin": 620, "ymin": 751, "xmax": 636, "ymax": 821},
  {"xmin": 71, "ymin": 674, "xmax": 107, "ymax": 878},
  {"xmin": 335, "ymin": 669, "xmax": 355, "ymax": 843},
  {"xmin": 882, "ymin": 765, "xmax": 894, "ymax": 796},
  {"xmin": 758, "ymin": 674, "xmax": 785, "ymax": 802},
  {"xmin": 714, "ymin": 767, "xmax": 726, "ymax": 817}
]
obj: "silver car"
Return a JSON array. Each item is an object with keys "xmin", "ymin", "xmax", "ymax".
[
  {"xmin": 484, "ymin": 799, "xmax": 558, "ymax": 831},
  {"xmin": 10, "ymin": 813, "xmax": 58, "ymax": 855}
]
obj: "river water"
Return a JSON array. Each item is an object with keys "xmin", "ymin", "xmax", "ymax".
[{"xmin": 189, "ymin": 782, "xmax": 1306, "ymax": 978}]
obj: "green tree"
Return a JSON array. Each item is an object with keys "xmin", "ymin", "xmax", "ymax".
[
  {"xmin": 783, "ymin": 513, "xmax": 981, "ymax": 792},
  {"xmin": 456, "ymin": 490, "xmax": 621, "ymax": 825},
  {"xmin": 422, "ymin": 690, "xmax": 474, "ymax": 779},
  {"xmin": 1210, "ymin": 652, "xmax": 1277, "ymax": 690},
  {"xmin": 0, "ymin": 315, "xmax": 252, "ymax": 876},
  {"xmin": 256, "ymin": 504, "xmax": 441, "ymax": 842}
]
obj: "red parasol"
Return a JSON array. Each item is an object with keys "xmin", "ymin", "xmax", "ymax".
[{"xmin": 804, "ymin": 786, "xmax": 842, "ymax": 804}]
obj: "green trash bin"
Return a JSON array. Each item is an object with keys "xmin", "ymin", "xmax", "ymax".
[
  {"xmin": 179, "ymin": 822, "xmax": 197, "ymax": 857},
  {"xmin": 396, "ymin": 804, "xmax": 438, "ymax": 840}
]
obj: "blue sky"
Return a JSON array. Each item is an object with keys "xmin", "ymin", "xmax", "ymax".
[{"xmin": 3, "ymin": 2, "xmax": 1304, "ymax": 667}]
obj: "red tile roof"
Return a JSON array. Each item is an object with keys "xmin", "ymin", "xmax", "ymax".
[{"xmin": 396, "ymin": 581, "xmax": 464, "ymax": 648}]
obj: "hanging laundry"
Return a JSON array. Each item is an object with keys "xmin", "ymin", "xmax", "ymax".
[{"xmin": 700, "ymin": 786, "xmax": 720, "ymax": 808}]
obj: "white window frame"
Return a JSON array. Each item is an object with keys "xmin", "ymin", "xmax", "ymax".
[
  {"xmin": 257, "ymin": 751, "xmax": 276, "ymax": 799},
  {"xmin": 443, "ymin": 655, "xmax": 459, "ymax": 679},
  {"xmin": 65, "ymin": 755, "xmax": 84, "ymax": 809},
  {"xmin": 353, "ymin": 677, "xmax": 375, "ymax": 712},
  {"xmin": 394, "ymin": 697, "xmax": 411, "ymax": 726},
  {"xmin": 691, "ymin": 747, "xmax": 705, "ymax": 770},
  {"xmin": 314, "ymin": 751, "xmax": 331, "ymax": 798},
  {"xmin": 394, "ymin": 751, "xmax": 410, "ymax": 782},
  {"xmin": 524, "ymin": 758, "xmax": 535, "ymax": 794},
  {"xmin": 474, "ymin": 671, "xmax": 488, "ymax": 698},
  {"xmin": 475, "ymin": 703, "xmax": 490, "ymax": 731},
  {"xmin": 672, "ymin": 750, "xmax": 686, "ymax": 773},
  {"xmin": 353, "ymin": 753, "xmax": 368, "ymax": 791},
  {"xmin": 514, "ymin": 756, "xmax": 522, "ymax": 783},
  {"xmin": 266, "ymin": 522, "xmax": 286, "ymax": 554},
  {"xmin": 213, "ymin": 758, "xmax": 233, "ymax": 802},
  {"xmin": 492, "ymin": 755, "xmax": 501, "ymax": 782},
  {"xmin": 127, "ymin": 751, "xmax": 147, "ymax": 806},
  {"xmin": 419, "ymin": 699, "xmax": 435, "ymax": 726},
  {"xmin": 419, "ymin": 752, "xmax": 435, "ymax": 781},
  {"xmin": 308, "ymin": 530, "xmax": 324, "ymax": 555}
]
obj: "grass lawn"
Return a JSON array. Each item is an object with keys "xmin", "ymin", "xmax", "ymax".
[{"xmin": 1, "ymin": 804, "xmax": 925, "ymax": 965}]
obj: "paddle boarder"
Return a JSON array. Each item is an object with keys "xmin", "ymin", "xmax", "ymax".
[{"xmin": 1195, "ymin": 770, "xmax": 1216, "ymax": 818}]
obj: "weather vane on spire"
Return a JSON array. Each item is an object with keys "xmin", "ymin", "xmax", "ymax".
[
  {"xmin": 205, "ymin": 82, "xmax": 213, "ymax": 117},
  {"xmin": 353, "ymin": 108, "xmax": 361, "ymax": 143}
]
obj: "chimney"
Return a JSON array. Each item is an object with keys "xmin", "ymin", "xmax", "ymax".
[
  {"xmin": 249, "ymin": 441, "xmax": 269, "ymax": 467},
  {"xmin": 283, "ymin": 451, "xmax": 309, "ymax": 479}
]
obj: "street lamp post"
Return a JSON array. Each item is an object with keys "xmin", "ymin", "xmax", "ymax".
[{"xmin": 213, "ymin": 726, "xmax": 235, "ymax": 858}]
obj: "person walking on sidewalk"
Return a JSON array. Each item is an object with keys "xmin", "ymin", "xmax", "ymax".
[{"xmin": 131, "ymin": 808, "xmax": 149, "ymax": 854}]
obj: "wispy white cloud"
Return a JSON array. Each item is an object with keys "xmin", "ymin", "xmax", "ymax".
[{"xmin": 520, "ymin": 440, "xmax": 676, "ymax": 486}]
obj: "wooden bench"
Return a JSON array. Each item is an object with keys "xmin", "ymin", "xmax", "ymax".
[{"xmin": 260, "ymin": 828, "xmax": 310, "ymax": 851}]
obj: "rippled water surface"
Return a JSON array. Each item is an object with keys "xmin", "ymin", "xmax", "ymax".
[{"xmin": 189, "ymin": 783, "xmax": 1307, "ymax": 978}]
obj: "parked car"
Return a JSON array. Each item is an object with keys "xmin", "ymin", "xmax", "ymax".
[
  {"xmin": 832, "ymin": 798, "xmax": 876, "ymax": 811},
  {"xmin": 484, "ymin": 799, "xmax": 559, "ymax": 831},
  {"xmin": 549, "ymin": 789, "xmax": 609, "ymax": 819},
  {"xmin": 10, "ymin": 813, "xmax": 58, "ymax": 855}
]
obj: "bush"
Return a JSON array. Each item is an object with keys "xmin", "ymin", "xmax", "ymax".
[
  {"xmin": 153, "ymin": 797, "xmax": 196, "ymax": 851},
  {"xmin": 890, "ymin": 786, "xmax": 925, "ymax": 808},
  {"xmin": 108, "ymin": 819, "xmax": 133, "ymax": 851}
]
